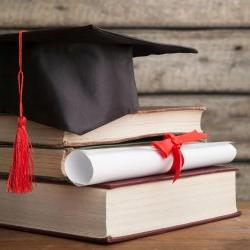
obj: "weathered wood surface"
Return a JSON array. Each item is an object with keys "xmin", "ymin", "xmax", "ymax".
[
  {"xmin": 0, "ymin": 28, "xmax": 249, "ymax": 93},
  {"xmin": 236, "ymin": 163, "xmax": 250, "ymax": 200},
  {"xmin": 0, "ymin": 201, "xmax": 248, "ymax": 249},
  {"xmin": 0, "ymin": 0, "xmax": 250, "ymax": 28},
  {"xmin": 139, "ymin": 94, "xmax": 250, "ymax": 160},
  {"xmin": 127, "ymin": 29, "xmax": 250, "ymax": 93}
]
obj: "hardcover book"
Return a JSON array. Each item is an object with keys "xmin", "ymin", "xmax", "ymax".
[
  {"xmin": 0, "ymin": 166, "xmax": 240, "ymax": 243},
  {"xmin": 0, "ymin": 107, "xmax": 204, "ymax": 147}
]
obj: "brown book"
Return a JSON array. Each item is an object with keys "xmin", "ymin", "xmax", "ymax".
[
  {"xmin": 0, "ymin": 147, "xmax": 66, "ymax": 178},
  {"xmin": 0, "ymin": 106, "xmax": 205, "ymax": 147},
  {"xmin": 0, "ymin": 166, "xmax": 240, "ymax": 243}
]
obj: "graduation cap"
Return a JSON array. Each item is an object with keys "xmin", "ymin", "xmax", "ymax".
[{"xmin": 0, "ymin": 25, "xmax": 197, "ymax": 193}]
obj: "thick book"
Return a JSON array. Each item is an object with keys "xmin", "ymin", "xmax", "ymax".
[
  {"xmin": 0, "ymin": 166, "xmax": 240, "ymax": 243},
  {"xmin": 0, "ymin": 106, "xmax": 204, "ymax": 147}
]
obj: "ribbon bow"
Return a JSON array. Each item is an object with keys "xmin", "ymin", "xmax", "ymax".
[{"xmin": 151, "ymin": 130, "xmax": 207, "ymax": 182}]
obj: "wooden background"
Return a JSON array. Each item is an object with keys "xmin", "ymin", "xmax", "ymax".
[{"xmin": 0, "ymin": 0, "xmax": 249, "ymax": 199}]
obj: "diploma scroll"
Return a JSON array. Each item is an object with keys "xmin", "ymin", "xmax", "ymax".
[{"xmin": 64, "ymin": 142, "xmax": 236, "ymax": 186}]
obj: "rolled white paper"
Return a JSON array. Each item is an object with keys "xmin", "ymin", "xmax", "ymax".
[{"xmin": 64, "ymin": 142, "xmax": 237, "ymax": 186}]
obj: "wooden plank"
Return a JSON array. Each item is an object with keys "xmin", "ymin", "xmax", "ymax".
[
  {"xmin": 125, "ymin": 29, "xmax": 250, "ymax": 93},
  {"xmin": 0, "ymin": 201, "xmax": 249, "ymax": 249},
  {"xmin": 236, "ymin": 163, "xmax": 250, "ymax": 200},
  {"xmin": 0, "ymin": 28, "xmax": 249, "ymax": 93},
  {"xmin": 0, "ymin": 0, "xmax": 250, "ymax": 28},
  {"xmin": 139, "ymin": 94, "xmax": 250, "ymax": 160}
]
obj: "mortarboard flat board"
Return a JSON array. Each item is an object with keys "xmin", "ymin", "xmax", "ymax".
[{"xmin": 0, "ymin": 25, "xmax": 197, "ymax": 135}]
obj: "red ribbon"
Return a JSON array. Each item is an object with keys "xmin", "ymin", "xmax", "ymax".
[{"xmin": 151, "ymin": 130, "xmax": 208, "ymax": 182}]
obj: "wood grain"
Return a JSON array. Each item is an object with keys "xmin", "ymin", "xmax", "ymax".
[
  {"xmin": 139, "ymin": 94, "xmax": 250, "ymax": 160},
  {"xmin": 0, "ymin": 201, "xmax": 248, "ymax": 250},
  {"xmin": 127, "ymin": 29, "xmax": 250, "ymax": 93},
  {"xmin": 0, "ymin": 28, "xmax": 249, "ymax": 93},
  {"xmin": 236, "ymin": 163, "xmax": 250, "ymax": 200},
  {"xmin": 0, "ymin": 0, "xmax": 250, "ymax": 28}
]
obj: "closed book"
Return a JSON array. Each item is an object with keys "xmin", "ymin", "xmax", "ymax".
[
  {"xmin": 0, "ymin": 106, "xmax": 204, "ymax": 147},
  {"xmin": 0, "ymin": 166, "xmax": 240, "ymax": 243}
]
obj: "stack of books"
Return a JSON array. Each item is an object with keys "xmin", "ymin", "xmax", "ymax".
[{"xmin": 0, "ymin": 106, "xmax": 240, "ymax": 243}]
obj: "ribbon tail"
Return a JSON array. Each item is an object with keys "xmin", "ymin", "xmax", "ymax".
[
  {"xmin": 175, "ymin": 130, "xmax": 208, "ymax": 144},
  {"xmin": 171, "ymin": 147, "xmax": 184, "ymax": 183}
]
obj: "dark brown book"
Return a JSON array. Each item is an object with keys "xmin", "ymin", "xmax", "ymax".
[{"xmin": 0, "ymin": 166, "xmax": 240, "ymax": 243}]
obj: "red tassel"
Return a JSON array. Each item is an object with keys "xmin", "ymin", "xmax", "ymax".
[
  {"xmin": 7, "ymin": 117, "xmax": 34, "ymax": 193},
  {"xmin": 7, "ymin": 31, "xmax": 34, "ymax": 193}
]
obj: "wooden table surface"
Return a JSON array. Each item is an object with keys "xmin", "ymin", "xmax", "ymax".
[{"xmin": 0, "ymin": 201, "xmax": 249, "ymax": 250}]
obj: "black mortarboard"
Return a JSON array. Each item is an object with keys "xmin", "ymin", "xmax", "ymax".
[
  {"xmin": 0, "ymin": 25, "xmax": 197, "ymax": 135},
  {"xmin": 1, "ymin": 26, "xmax": 198, "ymax": 193}
]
